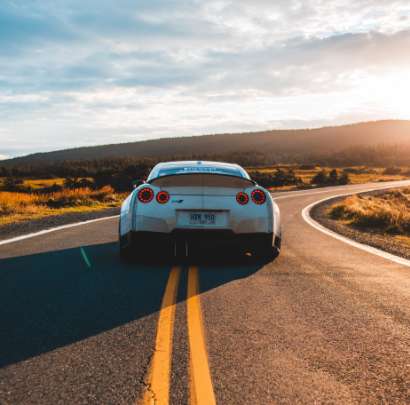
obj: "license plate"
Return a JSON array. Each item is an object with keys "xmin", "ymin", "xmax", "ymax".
[{"xmin": 189, "ymin": 212, "xmax": 216, "ymax": 225}]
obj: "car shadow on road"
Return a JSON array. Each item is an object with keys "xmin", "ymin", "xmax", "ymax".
[{"xmin": 0, "ymin": 242, "xmax": 273, "ymax": 368}]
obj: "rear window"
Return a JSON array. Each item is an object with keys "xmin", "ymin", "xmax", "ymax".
[
  {"xmin": 157, "ymin": 166, "xmax": 245, "ymax": 178},
  {"xmin": 150, "ymin": 173, "xmax": 254, "ymax": 188}
]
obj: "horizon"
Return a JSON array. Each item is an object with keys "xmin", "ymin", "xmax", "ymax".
[{"xmin": 1, "ymin": 1, "xmax": 410, "ymax": 159}]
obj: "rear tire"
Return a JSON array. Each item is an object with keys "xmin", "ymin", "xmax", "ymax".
[
  {"xmin": 253, "ymin": 235, "xmax": 280, "ymax": 261},
  {"xmin": 119, "ymin": 219, "xmax": 134, "ymax": 261},
  {"xmin": 119, "ymin": 236, "xmax": 134, "ymax": 261}
]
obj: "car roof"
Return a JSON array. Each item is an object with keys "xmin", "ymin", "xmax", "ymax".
[{"xmin": 147, "ymin": 161, "xmax": 250, "ymax": 181}]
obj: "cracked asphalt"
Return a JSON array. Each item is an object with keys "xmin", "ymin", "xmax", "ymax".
[{"xmin": 1, "ymin": 181, "xmax": 410, "ymax": 404}]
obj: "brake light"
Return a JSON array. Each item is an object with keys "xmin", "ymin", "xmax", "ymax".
[
  {"xmin": 156, "ymin": 190, "xmax": 170, "ymax": 204},
  {"xmin": 138, "ymin": 187, "xmax": 154, "ymax": 203},
  {"xmin": 251, "ymin": 189, "xmax": 266, "ymax": 204},
  {"xmin": 236, "ymin": 191, "xmax": 249, "ymax": 205}
]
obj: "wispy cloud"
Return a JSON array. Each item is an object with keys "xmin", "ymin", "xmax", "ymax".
[{"xmin": 1, "ymin": 0, "xmax": 410, "ymax": 157}]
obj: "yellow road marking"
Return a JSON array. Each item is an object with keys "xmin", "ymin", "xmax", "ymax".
[
  {"xmin": 140, "ymin": 266, "xmax": 181, "ymax": 405},
  {"xmin": 187, "ymin": 266, "xmax": 216, "ymax": 405}
]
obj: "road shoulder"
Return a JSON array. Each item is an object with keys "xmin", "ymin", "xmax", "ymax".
[
  {"xmin": 310, "ymin": 192, "xmax": 410, "ymax": 261},
  {"xmin": 0, "ymin": 207, "xmax": 120, "ymax": 242}
]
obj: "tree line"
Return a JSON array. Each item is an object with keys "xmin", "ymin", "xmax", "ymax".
[{"xmin": 2, "ymin": 143, "xmax": 410, "ymax": 192}]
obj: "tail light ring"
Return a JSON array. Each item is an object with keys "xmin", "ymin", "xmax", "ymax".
[
  {"xmin": 138, "ymin": 187, "xmax": 154, "ymax": 203},
  {"xmin": 251, "ymin": 189, "xmax": 266, "ymax": 205},
  {"xmin": 156, "ymin": 190, "xmax": 170, "ymax": 204},
  {"xmin": 236, "ymin": 191, "xmax": 249, "ymax": 205}
]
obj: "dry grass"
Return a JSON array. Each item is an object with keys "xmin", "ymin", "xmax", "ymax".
[
  {"xmin": 0, "ymin": 186, "xmax": 125, "ymax": 226},
  {"xmin": 22, "ymin": 178, "xmax": 66, "ymax": 189},
  {"xmin": 246, "ymin": 166, "xmax": 410, "ymax": 191},
  {"xmin": 329, "ymin": 188, "xmax": 410, "ymax": 234}
]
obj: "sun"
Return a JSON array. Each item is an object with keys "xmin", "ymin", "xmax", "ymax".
[{"xmin": 375, "ymin": 71, "xmax": 410, "ymax": 118}]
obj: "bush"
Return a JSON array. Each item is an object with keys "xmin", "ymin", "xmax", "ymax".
[
  {"xmin": 338, "ymin": 172, "xmax": 350, "ymax": 185},
  {"xmin": 342, "ymin": 166, "xmax": 375, "ymax": 174},
  {"xmin": 64, "ymin": 177, "xmax": 94, "ymax": 189},
  {"xmin": 383, "ymin": 167, "xmax": 402, "ymax": 175},
  {"xmin": 93, "ymin": 163, "xmax": 152, "ymax": 192},
  {"xmin": 2, "ymin": 177, "xmax": 24, "ymax": 192},
  {"xmin": 251, "ymin": 169, "xmax": 303, "ymax": 187},
  {"xmin": 35, "ymin": 183, "xmax": 63, "ymax": 194},
  {"xmin": 298, "ymin": 164, "xmax": 317, "ymax": 170},
  {"xmin": 1, "ymin": 177, "xmax": 34, "ymax": 193},
  {"xmin": 311, "ymin": 170, "xmax": 350, "ymax": 186},
  {"xmin": 311, "ymin": 170, "xmax": 328, "ymax": 185}
]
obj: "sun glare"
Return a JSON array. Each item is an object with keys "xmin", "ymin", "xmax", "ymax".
[{"xmin": 376, "ymin": 72, "xmax": 410, "ymax": 118}]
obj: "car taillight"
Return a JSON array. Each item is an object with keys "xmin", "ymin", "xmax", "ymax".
[
  {"xmin": 138, "ymin": 187, "xmax": 154, "ymax": 203},
  {"xmin": 236, "ymin": 191, "xmax": 249, "ymax": 205},
  {"xmin": 156, "ymin": 190, "xmax": 170, "ymax": 204},
  {"xmin": 251, "ymin": 189, "xmax": 266, "ymax": 205}
]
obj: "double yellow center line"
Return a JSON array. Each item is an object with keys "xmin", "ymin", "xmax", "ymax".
[{"xmin": 140, "ymin": 266, "xmax": 216, "ymax": 405}]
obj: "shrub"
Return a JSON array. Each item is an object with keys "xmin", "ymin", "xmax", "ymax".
[
  {"xmin": 338, "ymin": 172, "xmax": 350, "ymax": 185},
  {"xmin": 311, "ymin": 170, "xmax": 328, "ymax": 185},
  {"xmin": 342, "ymin": 166, "xmax": 375, "ymax": 174},
  {"xmin": 298, "ymin": 164, "xmax": 317, "ymax": 170},
  {"xmin": 311, "ymin": 170, "xmax": 350, "ymax": 186},
  {"xmin": 251, "ymin": 169, "xmax": 303, "ymax": 187},
  {"xmin": 4, "ymin": 177, "xmax": 23, "ymax": 189},
  {"xmin": 92, "ymin": 185, "xmax": 117, "ymax": 202},
  {"xmin": 35, "ymin": 183, "xmax": 63, "ymax": 194},
  {"xmin": 64, "ymin": 177, "xmax": 94, "ymax": 189},
  {"xmin": 383, "ymin": 167, "xmax": 402, "ymax": 175},
  {"xmin": 93, "ymin": 163, "xmax": 152, "ymax": 192}
]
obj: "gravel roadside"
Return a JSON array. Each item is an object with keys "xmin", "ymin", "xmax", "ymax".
[
  {"xmin": 311, "ymin": 192, "xmax": 410, "ymax": 261},
  {"xmin": 0, "ymin": 207, "xmax": 120, "ymax": 242}
]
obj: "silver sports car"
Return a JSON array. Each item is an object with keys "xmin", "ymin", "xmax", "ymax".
[{"xmin": 119, "ymin": 161, "xmax": 281, "ymax": 260}]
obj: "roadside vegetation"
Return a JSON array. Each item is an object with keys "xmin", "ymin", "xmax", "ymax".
[
  {"xmin": 0, "ymin": 161, "xmax": 409, "ymax": 226},
  {"xmin": 329, "ymin": 188, "xmax": 410, "ymax": 236},
  {"xmin": 248, "ymin": 165, "xmax": 409, "ymax": 191},
  {"xmin": 0, "ymin": 184, "xmax": 124, "ymax": 226}
]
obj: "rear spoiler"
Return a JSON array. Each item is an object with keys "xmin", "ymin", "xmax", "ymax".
[{"xmin": 148, "ymin": 172, "xmax": 256, "ymax": 186}]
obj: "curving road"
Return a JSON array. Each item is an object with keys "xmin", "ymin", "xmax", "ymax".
[{"xmin": 1, "ymin": 181, "xmax": 410, "ymax": 404}]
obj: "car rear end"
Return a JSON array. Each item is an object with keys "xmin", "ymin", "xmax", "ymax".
[{"xmin": 123, "ymin": 170, "xmax": 279, "ymax": 258}]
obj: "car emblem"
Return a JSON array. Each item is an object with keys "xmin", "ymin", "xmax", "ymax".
[{"xmin": 172, "ymin": 199, "xmax": 184, "ymax": 203}]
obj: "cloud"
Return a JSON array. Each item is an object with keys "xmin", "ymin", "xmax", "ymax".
[{"xmin": 1, "ymin": 0, "xmax": 410, "ymax": 157}]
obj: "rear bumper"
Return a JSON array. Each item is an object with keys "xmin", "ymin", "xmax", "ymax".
[{"xmin": 125, "ymin": 230, "xmax": 276, "ymax": 249}]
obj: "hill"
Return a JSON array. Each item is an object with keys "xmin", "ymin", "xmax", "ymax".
[{"xmin": 2, "ymin": 120, "xmax": 410, "ymax": 167}]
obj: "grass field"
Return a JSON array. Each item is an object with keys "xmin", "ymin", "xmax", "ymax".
[
  {"xmin": 329, "ymin": 188, "xmax": 410, "ymax": 246},
  {"xmin": 0, "ymin": 186, "xmax": 126, "ymax": 226},
  {"xmin": 0, "ymin": 177, "xmax": 95, "ymax": 188},
  {"xmin": 1, "ymin": 166, "xmax": 409, "ymax": 226},
  {"xmin": 247, "ymin": 165, "xmax": 410, "ymax": 191},
  {"xmin": 22, "ymin": 178, "xmax": 67, "ymax": 189}
]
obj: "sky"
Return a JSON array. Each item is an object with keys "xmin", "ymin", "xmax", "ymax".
[{"xmin": 1, "ymin": 0, "xmax": 410, "ymax": 159}]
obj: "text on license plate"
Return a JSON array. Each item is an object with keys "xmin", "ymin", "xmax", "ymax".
[{"xmin": 189, "ymin": 213, "xmax": 216, "ymax": 225}]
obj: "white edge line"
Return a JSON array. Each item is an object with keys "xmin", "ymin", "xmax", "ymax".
[
  {"xmin": 0, "ymin": 215, "xmax": 119, "ymax": 246},
  {"xmin": 301, "ymin": 187, "xmax": 410, "ymax": 268}
]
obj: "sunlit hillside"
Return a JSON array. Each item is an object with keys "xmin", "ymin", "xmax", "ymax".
[{"xmin": 2, "ymin": 120, "xmax": 410, "ymax": 168}]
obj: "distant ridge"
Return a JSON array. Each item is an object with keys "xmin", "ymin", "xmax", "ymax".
[{"xmin": 2, "ymin": 120, "xmax": 410, "ymax": 166}]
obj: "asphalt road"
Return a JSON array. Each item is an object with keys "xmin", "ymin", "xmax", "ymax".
[{"xmin": 1, "ymin": 181, "xmax": 410, "ymax": 404}]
